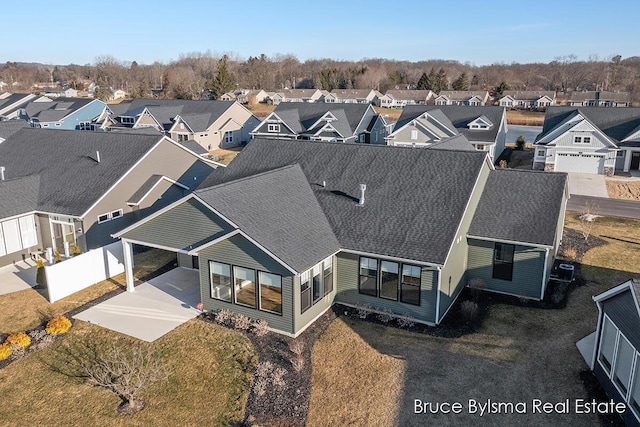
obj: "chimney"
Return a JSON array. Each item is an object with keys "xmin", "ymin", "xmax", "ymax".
[
  {"xmin": 358, "ymin": 183, "xmax": 366, "ymax": 206},
  {"xmin": 0, "ymin": 166, "xmax": 5, "ymax": 181}
]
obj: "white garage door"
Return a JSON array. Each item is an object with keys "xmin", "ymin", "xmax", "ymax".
[{"xmin": 556, "ymin": 153, "xmax": 605, "ymax": 174}]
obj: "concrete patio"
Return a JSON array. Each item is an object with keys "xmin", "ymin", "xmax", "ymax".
[
  {"xmin": 74, "ymin": 267, "xmax": 201, "ymax": 342},
  {"xmin": 0, "ymin": 259, "xmax": 39, "ymax": 296},
  {"xmin": 576, "ymin": 331, "xmax": 596, "ymax": 366}
]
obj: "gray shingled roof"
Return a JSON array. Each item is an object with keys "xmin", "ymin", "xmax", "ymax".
[
  {"xmin": 600, "ymin": 285, "xmax": 640, "ymax": 349},
  {"xmin": 116, "ymin": 99, "xmax": 236, "ymax": 131},
  {"xmin": 427, "ymin": 135, "xmax": 476, "ymax": 151},
  {"xmin": 0, "ymin": 120, "xmax": 28, "ymax": 141},
  {"xmin": 536, "ymin": 107, "xmax": 640, "ymax": 145},
  {"xmin": 0, "ymin": 128, "xmax": 162, "ymax": 217},
  {"xmin": 469, "ymin": 169, "xmax": 567, "ymax": 246},
  {"xmin": 397, "ymin": 105, "xmax": 504, "ymax": 144},
  {"xmin": 502, "ymin": 90, "xmax": 556, "ymax": 100},
  {"xmin": 0, "ymin": 93, "xmax": 36, "ymax": 117},
  {"xmin": 200, "ymin": 139, "xmax": 488, "ymax": 265},
  {"xmin": 570, "ymin": 91, "xmax": 630, "ymax": 102},
  {"xmin": 197, "ymin": 165, "xmax": 340, "ymax": 272},
  {"xmin": 273, "ymin": 102, "xmax": 370, "ymax": 138},
  {"xmin": 0, "ymin": 175, "xmax": 40, "ymax": 220},
  {"xmin": 26, "ymin": 97, "xmax": 97, "ymax": 122}
]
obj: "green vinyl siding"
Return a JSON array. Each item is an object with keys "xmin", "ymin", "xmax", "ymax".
[
  {"xmin": 334, "ymin": 252, "xmax": 438, "ymax": 324},
  {"xmin": 121, "ymin": 198, "xmax": 234, "ymax": 251},
  {"xmin": 198, "ymin": 234, "xmax": 294, "ymax": 334},
  {"xmin": 466, "ymin": 238, "xmax": 546, "ymax": 299},
  {"xmin": 438, "ymin": 159, "xmax": 491, "ymax": 322},
  {"xmin": 293, "ymin": 269, "xmax": 335, "ymax": 335}
]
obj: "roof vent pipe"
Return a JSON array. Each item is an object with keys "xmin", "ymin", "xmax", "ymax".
[
  {"xmin": 0, "ymin": 166, "xmax": 5, "ymax": 181},
  {"xmin": 322, "ymin": 180, "xmax": 326, "ymax": 188},
  {"xmin": 358, "ymin": 183, "xmax": 366, "ymax": 206},
  {"xmin": 96, "ymin": 151, "xmax": 100, "ymax": 163}
]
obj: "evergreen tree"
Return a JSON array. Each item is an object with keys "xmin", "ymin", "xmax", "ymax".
[
  {"xmin": 93, "ymin": 77, "xmax": 112, "ymax": 101},
  {"xmin": 211, "ymin": 55, "xmax": 236, "ymax": 99},
  {"xmin": 435, "ymin": 68, "xmax": 448, "ymax": 94},
  {"xmin": 452, "ymin": 72, "xmax": 470, "ymax": 91},
  {"xmin": 426, "ymin": 68, "xmax": 438, "ymax": 91},
  {"xmin": 417, "ymin": 72, "xmax": 429, "ymax": 90},
  {"xmin": 494, "ymin": 81, "xmax": 511, "ymax": 98}
]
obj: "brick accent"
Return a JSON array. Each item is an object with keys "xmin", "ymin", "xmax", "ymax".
[
  {"xmin": 544, "ymin": 163, "xmax": 555, "ymax": 172},
  {"xmin": 604, "ymin": 166, "xmax": 614, "ymax": 176}
]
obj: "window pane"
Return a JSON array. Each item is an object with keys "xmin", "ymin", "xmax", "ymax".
[
  {"xmin": 18, "ymin": 216, "xmax": 38, "ymax": 248},
  {"xmin": 493, "ymin": 243, "xmax": 514, "ymax": 281},
  {"xmin": 301, "ymin": 271, "xmax": 311, "ymax": 313},
  {"xmin": 259, "ymin": 272, "xmax": 282, "ymax": 314},
  {"xmin": 323, "ymin": 257, "xmax": 333, "ymax": 295},
  {"xmin": 401, "ymin": 264, "xmax": 421, "ymax": 305},
  {"xmin": 632, "ymin": 355, "xmax": 640, "ymax": 416},
  {"xmin": 380, "ymin": 261, "xmax": 399, "ymax": 300},
  {"xmin": 312, "ymin": 264, "xmax": 322, "ymax": 302},
  {"xmin": 614, "ymin": 335, "xmax": 634, "ymax": 393},
  {"xmin": 359, "ymin": 257, "xmax": 377, "ymax": 296},
  {"xmin": 599, "ymin": 317, "xmax": 617, "ymax": 373},
  {"xmin": 209, "ymin": 262, "xmax": 231, "ymax": 302},
  {"xmin": 234, "ymin": 266, "xmax": 256, "ymax": 308},
  {"xmin": 2, "ymin": 219, "xmax": 22, "ymax": 254}
]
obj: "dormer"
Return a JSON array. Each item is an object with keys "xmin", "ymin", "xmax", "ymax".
[{"xmin": 467, "ymin": 116, "xmax": 493, "ymax": 130}]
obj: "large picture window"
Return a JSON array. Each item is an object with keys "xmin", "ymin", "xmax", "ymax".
[
  {"xmin": 599, "ymin": 316, "xmax": 617, "ymax": 373},
  {"xmin": 492, "ymin": 243, "xmax": 514, "ymax": 281},
  {"xmin": 210, "ymin": 261, "xmax": 232, "ymax": 302},
  {"xmin": 359, "ymin": 257, "xmax": 378, "ymax": 296},
  {"xmin": 401, "ymin": 264, "xmax": 421, "ymax": 305},
  {"xmin": 613, "ymin": 335, "xmax": 634, "ymax": 394},
  {"xmin": 2, "ymin": 219, "xmax": 22, "ymax": 254},
  {"xmin": 300, "ymin": 270, "xmax": 311, "ymax": 314},
  {"xmin": 234, "ymin": 266, "xmax": 256, "ymax": 308},
  {"xmin": 323, "ymin": 256, "xmax": 333, "ymax": 296},
  {"xmin": 380, "ymin": 261, "xmax": 399, "ymax": 300},
  {"xmin": 259, "ymin": 271, "xmax": 282, "ymax": 314}
]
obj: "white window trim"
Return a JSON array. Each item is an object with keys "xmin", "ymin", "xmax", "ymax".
[
  {"xmin": 268, "ymin": 123, "xmax": 280, "ymax": 133},
  {"xmin": 97, "ymin": 209, "xmax": 124, "ymax": 224}
]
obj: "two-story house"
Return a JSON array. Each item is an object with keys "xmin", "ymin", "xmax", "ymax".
[
  {"xmin": 26, "ymin": 97, "xmax": 108, "ymax": 130},
  {"xmin": 251, "ymin": 102, "xmax": 387, "ymax": 144}
]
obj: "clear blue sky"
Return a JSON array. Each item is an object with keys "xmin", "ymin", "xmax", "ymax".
[{"xmin": 2, "ymin": 0, "xmax": 637, "ymax": 65}]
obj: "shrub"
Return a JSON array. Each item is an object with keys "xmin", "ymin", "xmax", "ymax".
[
  {"xmin": 233, "ymin": 314, "xmax": 251, "ymax": 331},
  {"xmin": 6, "ymin": 332, "xmax": 31, "ymax": 349},
  {"xmin": 72, "ymin": 244, "xmax": 81, "ymax": 256},
  {"xmin": 251, "ymin": 319, "xmax": 270, "ymax": 337},
  {"xmin": 468, "ymin": 278, "xmax": 485, "ymax": 301},
  {"xmin": 551, "ymin": 289, "xmax": 565, "ymax": 305},
  {"xmin": 355, "ymin": 303, "xmax": 372, "ymax": 319},
  {"xmin": 36, "ymin": 257, "xmax": 45, "ymax": 268},
  {"xmin": 460, "ymin": 300, "xmax": 480, "ymax": 323},
  {"xmin": 253, "ymin": 361, "xmax": 287, "ymax": 397},
  {"xmin": 376, "ymin": 309, "xmax": 394, "ymax": 324},
  {"xmin": 0, "ymin": 343, "xmax": 11, "ymax": 360},
  {"xmin": 289, "ymin": 340, "xmax": 305, "ymax": 372},
  {"xmin": 561, "ymin": 245, "xmax": 578, "ymax": 261},
  {"xmin": 29, "ymin": 329, "xmax": 55, "ymax": 349},
  {"xmin": 46, "ymin": 316, "xmax": 72, "ymax": 335},
  {"xmin": 397, "ymin": 315, "xmax": 416, "ymax": 329},
  {"xmin": 214, "ymin": 309, "xmax": 234, "ymax": 326},
  {"xmin": 515, "ymin": 135, "xmax": 525, "ymax": 150},
  {"xmin": 55, "ymin": 250, "xmax": 62, "ymax": 263}
]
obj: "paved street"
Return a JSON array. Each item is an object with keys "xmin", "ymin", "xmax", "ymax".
[{"xmin": 568, "ymin": 195, "xmax": 640, "ymax": 219}]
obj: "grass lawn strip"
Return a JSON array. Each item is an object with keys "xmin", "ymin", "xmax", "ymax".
[{"xmin": 0, "ymin": 320, "xmax": 256, "ymax": 426}]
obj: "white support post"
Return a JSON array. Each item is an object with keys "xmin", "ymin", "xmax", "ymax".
[
  {"xmin": 122, "ymin": 239, "xmax": 135, "ymax": 292},
  {"xmin": 623, "ymin": 149, "xmax": 632, "ymax": 172}
]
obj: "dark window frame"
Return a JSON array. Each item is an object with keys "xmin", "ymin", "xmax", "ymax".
[
  {"xmin": 209, "ymin": 261, "xmax": 232, "ymax": 302},
  {"xmin": 358, "ymin": 256, "xmax": 378, "ymax": 297},
  {"xmin": 323, "ymin": 256, "xmax": 333, "ymax": 296},
  {"xmin": 380, "ymin": 260, "xmax": 400, "ymax": 301},
  {"xmin": 300, "ymin": 270, "xmax": 312, "ymax": 314},
  {"xmin": 233, "ymin": 265, "xmax": 257, "ymax": 309},
  {"xmin": 492, "ymin": 243, "xmax": 515, "ymax": 281},
  {"xmin": 257, "ymin": 270, "xmax": 283, "ymax": 316},
  {"xmin": 400, "ymin": 263, "xmax": 421, "ymax": 306}
]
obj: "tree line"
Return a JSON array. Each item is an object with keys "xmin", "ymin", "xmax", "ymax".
[{"xmin": 1, "ymin": 53, "xmax": 638, "ymax": 102}]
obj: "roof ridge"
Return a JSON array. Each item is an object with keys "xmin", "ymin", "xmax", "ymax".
[{"xmin": 197, "ymin": 164, "xmax": 302, "ymax": 193}]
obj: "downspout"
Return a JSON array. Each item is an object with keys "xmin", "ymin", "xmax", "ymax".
[
  {"xmin": 435, "ymin": 266, "xmax": 442, "ymax": 324},
  {"xmin": 540, "ymin": 247, "xmax": 550, "ymax": 300},
  {"xmin": 591, "ymin": 299, "xmax": 603, "ymax": 370}
]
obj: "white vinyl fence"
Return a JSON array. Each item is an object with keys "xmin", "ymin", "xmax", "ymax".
[{"xmin": 44, "ymin": 242, "xmax": 124, "ymax": 303}]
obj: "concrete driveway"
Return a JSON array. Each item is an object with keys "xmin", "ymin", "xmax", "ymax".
[
  {"xmin": 0, "ymin": 259, "xmax": 39, "ymax": 296},
  {"xmin": 74, "ymin": 267, "xmax": 201, "ymax": 342},
  {"xmin": 568, "ymin": 173, "xmax": 608, "ymax": 198}
]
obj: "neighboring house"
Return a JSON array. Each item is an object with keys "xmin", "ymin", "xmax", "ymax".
[
  {"xmin": 499, "ymin": 91, "xmax": 556, "ymax": 109},
  {"xmin": 238, "ymin": 89, "xmax": 269, "ymax": 105},
  {"xmin": 569, "ymin": 91, "xmax": 631, "ymax": 107},
  {"xmin": 533, "ymin": 107, "xmax": 640, "ymax": 175},
  {"xmin": 0, "ymin": 119, "xmax": 28, "ymax": 143},
  {"xmin": 219, "ymin": 92, "xmax": 237, "ymax": 101},
  {"xmin": 269, "ymin": 89, "xmax": 324, "ymax": 105},
  {"xmin": 43, "ymin": 87, "xmax": 78, "ymax": 98},
  {"xmin": 579, "ymin": 279, "xmax": 640, "ymax": 427},
  {"xmin": 251, "ymin": 102, "xmax": 387, "ymax": 144},
  {"xmin": 434, "ymin": 91, "xmax": 490, "ymax": 106},
  {"xmin": 111, "ymin": 89, "xmax": 127, "ymax": 100},
  {"xmin": 324, "ymin": 89, "xmax": 382, "ymax": 105},
  {"xmin": 379, "ymin": 90, "xmax": 434, "ymax": 108},
  {"xmin": 101, "ymin": 99, "xmax": 261, "ymax": 150},
  {"xmin": 389, "ymin": 105, "xmax": 508, "ymax": 160},
  {"xmin": 0, "ymin": 128, "xmax": 217, "ymax": 269},
  {"xmin": 26, "ymin": 97, "xmax": 108, "ymax": 130},
  {"xmin": 113, "ymin": 138, "xmax": 568, "ymax": 337},
  {"xmin": 0, "ymin": 92, "xmax": 39, "ymax": 120}
]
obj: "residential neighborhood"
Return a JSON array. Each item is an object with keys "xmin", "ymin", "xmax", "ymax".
[{"xmin": 1, "ymin": 4, "xmax": 640, "ymax": 426}]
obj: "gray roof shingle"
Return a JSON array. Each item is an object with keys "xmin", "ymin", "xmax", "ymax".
[
  {"xmin": 273, "ymin": 102, "xmax": 371, "ymax": 138},
  {"xmin": 469, "ymin": 169, "xmax": 567, "ymax": 246},
  {"xmin": 200, "ymin": 139, "xmax": 488, "ymax": 265},
  {"xmin": 397, "ymin": 105, "xmax": 505, "ymax": 144},
  {"xmin": 197, "ymin": 165, "xmax": 340, "ymax": 272},
  {"xmin": 0, "ymin": 120, "xmax": 28, "ymax": 141},
  {"xmin": 0, "ymin": 128, "xmax": 162, "ymax": 217},
  {"xmin": 0, "ymin": 175, "xmax": 40, "ymax": 219}
]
